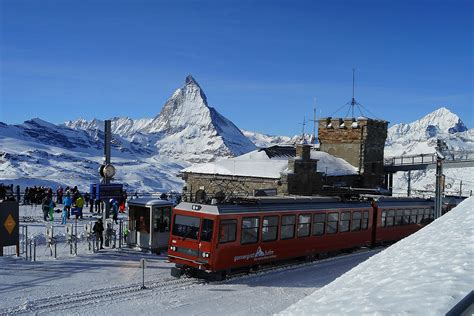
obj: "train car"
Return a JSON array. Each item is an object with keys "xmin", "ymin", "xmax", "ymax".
[
  {"xmin": 168, "ymin": 196, "xmax": 434, "ymax": 280},
  {"xmin": 127, "ymin": 198, "xmax": 174, "ymax": 253}
]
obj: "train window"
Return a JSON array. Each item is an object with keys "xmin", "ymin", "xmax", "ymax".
[
  {"xmin": 403, "ymin": 210, "xmax": 411, "ymax": 225},
  {"xmin": 262, "ymin": 216, "xmax": 278, "ymax": 242},
  {"xmin": 201, "ymin": 219, "xmax": 214, "ymax": 242},
  {"xmin": 219, "ymin": 219, "xmax": 237, "ymax": 243},
  {"xmin": 409, "ymin": 210, "xmax": 417, "ymax": 224},
  {"xmin": 351, "ymin": 211, "xmax": 362, "ymax": 231},
  {"xmin": 312, "ymin": 213, "xmax": 326, "ymax": 236},
  {"xmin": 395, "ymin": 210, "xmax": 403, "ymax": 226},
  {"xmin": 429, "ymin": 208, "xmax": 434, "ymax": 219},
  {"xmin": 327, "ymin": 213, "xmax": 339, "ymax": 234},
  {"xmin": 281, "ymin": 215, "xmax": 296, "ymax": 240},
  {"xmin": 241, "ymin": 217, "xmax": 259, "ymax": 244},
  {"xmin": 340, "ymin": 212, "xmax": 350, "ymax": 232},
  {"xmin": 416, "ymin": 209, "xmax": 424, "ymax": 224},
  {"xmin": 172, "ymin": 214, "xmax": 200, "ymax": 240},
  {"xmin": 386, "ymin": 210, "xmax": 394, "ymax": 227},
  {"xmin": 297, "ymin": 214, "xmax": 311, "ymax": 237},
  {"xmin": 381, "ymin": 211, "xmax": 387, "ymax": 227},
  {"xmin": 362, "ymin": 211, "xmax": 369, "ymax": 230}
]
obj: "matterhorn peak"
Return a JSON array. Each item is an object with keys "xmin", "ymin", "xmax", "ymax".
[{"xmin": 185, "ymin": 74, "xmax": 200, "ymax": 87}]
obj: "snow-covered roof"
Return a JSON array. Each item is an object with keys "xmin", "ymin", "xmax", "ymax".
[
  {"xmin": 181, "ymin": 146, "xmax": 358, "ymax": 178},
  {"xmin": 281, "ymin": 196, "xmax": 474, "ymax": 315}
]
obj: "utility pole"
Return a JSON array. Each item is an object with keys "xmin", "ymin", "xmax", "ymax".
[
  {"xmin": 103, "ymin": 120, "xmax": 112, "ymax": 223},
  {"xmin": 407, "ymin": 170, "xmax": 411, "ymax": 197},
  {"xmin": 459, "ymin": 180, "xmax": 463, "ymax": 197}
]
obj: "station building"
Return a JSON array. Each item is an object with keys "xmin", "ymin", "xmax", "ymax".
[{"xmin": 180, "ymin": 116, "xmax": 388, "ymax": 202}]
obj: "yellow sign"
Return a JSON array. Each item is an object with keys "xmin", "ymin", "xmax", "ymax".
[{"xmin": 4, "ymin": 214, "xmax": 16, "ymax": 235}]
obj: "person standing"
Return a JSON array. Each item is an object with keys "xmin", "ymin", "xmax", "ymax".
[
  {"xmin": 93, "ymin": 218, "xmax": 104, "ymax": 250},
  {"xmin": 110, "ymin": 199, "xmax": 119, "ymax": 224},
  {"xmin": 15, "ymin": 185, "xmax": 20, "ymax": 203},
  {"xmin": 61, "ymin": 207, "xmax": 67, "ymax": 225},
  {"xmin": 41, "ymin": 196, "xmax": 50, "ymax": 221},
  {"xmin": 48, "ymin": 198, "xmax": 54, "ymax": 222},
  {"xmin": 75, "ymin": 194, "xmax": 85, "ymax": 219},
  {"xmin": 63, "ymin": 193, "xmax": 72, "ymax": 219},
  {"xmin": 56, "ymin": 186, "xmax": 63, "ymax": 205}
]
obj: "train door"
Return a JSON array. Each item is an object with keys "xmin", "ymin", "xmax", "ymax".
[
  {"xmin": 151, "ymin": 205, "xmax": 171, "ymax": 249},
  {"xmin": 198, "ymin": 218, "xmax": 214, "ymax": 261},
  {"xmin": 370, "ymin": 201, "xmax": 378, "ymax": 247}
]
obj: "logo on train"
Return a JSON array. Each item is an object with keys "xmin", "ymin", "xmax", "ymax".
[{"xmin": 233, "ymin": 246, "xmax": 276, "ymax": 262}]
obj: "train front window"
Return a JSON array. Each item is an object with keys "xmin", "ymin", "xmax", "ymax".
[
  {"xmin": 201, "ymin": 219, "xmax": 214, "ymax": 242},
  {"xmin": 172, "ymin": 215, "xmax": 200, "ymax": 240}
]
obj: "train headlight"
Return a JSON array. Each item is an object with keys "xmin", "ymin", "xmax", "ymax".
[
  {"xmin": 170, "ymin": 245, "xmax": 176, "ymax": 251},
  {"xmin": 202, "ymin": 252, "xmax": 210, "ymax": 258}
]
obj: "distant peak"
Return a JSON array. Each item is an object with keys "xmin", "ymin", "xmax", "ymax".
[{"xmin": 185, "ymin": 74, "xmax": 200, "ymax": 87}]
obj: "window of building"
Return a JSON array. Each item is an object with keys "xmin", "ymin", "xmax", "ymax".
[
  {"xmin": 351, "ymin": 211, "xmax": 362, "ymax": 231},
  {"xmin": 241, "ymin": 217, "xmax": 259, "ymax": 244},
  {"xmin": 281, "ymin": 215, "xmax": 296, "ymax": 239},
  {"xmin": 327, "ymin": 212, "xmax": 339, "ymax": 234},
  {"xmin": 262, "ymin": 216, "xmax": 278, "ymax": 242},
  {"xmin": 362, "ymin": 211, "xmax": 369, "ymax": 229},
  {"xmin": 312, "ymin": 213, "xmax": 326, "ymax": 236},
  {"xmin": 297, "ymin": 214, "xmax": 311, "ymax": 237},
  {"xmin": 340, "ymin": 212, "xmax": 351, "ymax": 232},
  {"xmin": 219, "ymin": 219, "xmax": 237, "ymax": 243}
]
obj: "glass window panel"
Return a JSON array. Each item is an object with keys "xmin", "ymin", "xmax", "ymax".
[
  {"xmin": 352, "ymin": 211, "xmax": 362, "ymax": 220},
  {"xmin": 241, "ymin": 217, "xmax": 259, "ymax": 244},
  {"xmin": 313, "ymin": 222, "xmax": 325, "ymax": 235},
  {"xmin": 341, "ymin": 212, "xmax": 351, "ymax": 220},
  {"xmin": 219, "ymin": 219, "xmax": 237, "ymax": 243},
  {"xmin": 262, "ymin": 216, "xmax": 278, "ymax": 242},
  {"xmin": 313, "ymin": 213, "xmax": 326, "ymax": 223},
  {"xmin": 328, "ymin": 213, "xmax": 339, "ymax": 221},
  {"xmin": 297, "ymin": 214, "xmax": 311, "ymax": 237},
  {"xmin": 282, "ymin": 215, "xmax": 296, "ymax": 225},
  {"xmin": 326, "ymin": 220, "xmax": 338, "ymax": 234}
]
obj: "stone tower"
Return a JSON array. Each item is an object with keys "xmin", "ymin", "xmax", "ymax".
[{"xmin": 318, "ymin": 117, "xmax": 388, "ymax": 188}]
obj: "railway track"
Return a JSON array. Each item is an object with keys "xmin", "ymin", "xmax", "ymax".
[
  {"xmin": 1, "ymin": 247, "xmax": 382, "ymax": 315},
  {"xmin": 0, "ymin": 277, "xmax": 203, "ymax": 315}
]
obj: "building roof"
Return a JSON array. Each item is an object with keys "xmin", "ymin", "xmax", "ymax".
[{"xmin": 181, "ymin": 146, "xmax": 358, "ymax": 179}]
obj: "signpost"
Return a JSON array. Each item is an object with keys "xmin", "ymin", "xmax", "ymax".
[{"xmin": 0, "ymin": 200, "xmax": 19, "ymax": 256}]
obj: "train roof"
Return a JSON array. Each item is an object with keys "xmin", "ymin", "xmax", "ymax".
[
  {"xmin": 175, "ymin": 196, "xmax": 434, "ymax": 215},
  {"xmin": 128, "ymin": 198, "xmax": 174, "ymax": 207}
]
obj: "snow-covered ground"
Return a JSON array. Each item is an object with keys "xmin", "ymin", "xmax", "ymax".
[
  {"xmin": 282, "ymin": 196, "xmax": 474, "ymax": 315},
  {"xmin": 1, "ymin": 198, "xmax": 472, "ymax": 315}
]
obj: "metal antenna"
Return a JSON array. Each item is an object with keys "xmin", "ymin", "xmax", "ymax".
[
  {"xmin": 351, "ymin": 68, "xmax": 356, "ymax": 118},
  {"xmin": 300, "ymin": 116, "xmax": 306, "ymax": 141},
  {"xmin": 309, "ymin": 98, "xmax": 317, "ymax": 145}
]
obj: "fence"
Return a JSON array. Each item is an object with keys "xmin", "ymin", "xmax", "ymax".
[{"xmin": 5, "ymin": 219, "xmax": 130, "ymax": 262}]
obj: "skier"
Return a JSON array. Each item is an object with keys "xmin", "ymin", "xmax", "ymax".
[
  {"xmin": 48, "ymin": 198, "xmax": 55, "ymax": 222},
  {"xmin": 93, "ymin": 218, "xmax": 104, "ymax": 250}
]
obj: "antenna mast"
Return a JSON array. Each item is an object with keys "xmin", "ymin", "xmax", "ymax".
[
  {"xmin": 351, "ymin": 68, "xmax": 356, "ymax": 118},
  {"xmin": 300, "ymin": 116, "xmax": 306, "ymax": 142},
  {"xmin": 309, "ymin": 98, "xmax": 317, "ymax": 145}
]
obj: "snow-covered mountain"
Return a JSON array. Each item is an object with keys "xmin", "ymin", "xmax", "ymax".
[
  {"xmin": 1, "ymin": 75, "xmax": 257, "ymax": 192},
  {"xmin": 1, "ymin": 74, "xmax": 472, "ymax": 198},
  {"xmin": 65, "ymin": 75, "xmax": 256, "ymax": 162},
  {"xmin": 384, "ymin": 107, "xmax": 474, "ymax": 196}
]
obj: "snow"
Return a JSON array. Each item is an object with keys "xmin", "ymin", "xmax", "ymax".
[
  {"xmin": 182, "ymin": 148, "xmax": 357, "ymax": 178},
  {"xmin": 282, "ymin": 196, "xmax": 474, "ymax": 315},
  {"xmin": 1, "ymin": 197, "xmax": 472, "ymax": 314}
]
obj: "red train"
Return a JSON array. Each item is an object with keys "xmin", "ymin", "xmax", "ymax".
[{"xmin": 168, "ymin": 196, "xmax": 434, "ymax": 280}]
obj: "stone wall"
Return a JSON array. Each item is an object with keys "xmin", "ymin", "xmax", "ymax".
[{"xmin": 318, "ymin": 117, "xmax": 388, "ymax": 188}]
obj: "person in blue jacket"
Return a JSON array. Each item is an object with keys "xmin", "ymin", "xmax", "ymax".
[
  {"xmin": 110, "ymin": 198, "xmax": 119, "ymax": 224},
  {"xmin": 63, "ymin": 193, "xmax": 72, "ymax": 219}
]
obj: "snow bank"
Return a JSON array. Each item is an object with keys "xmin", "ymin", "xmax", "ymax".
[{"xmin": 281, "ymin": 197, "xmax": 474, "ymax": 315}]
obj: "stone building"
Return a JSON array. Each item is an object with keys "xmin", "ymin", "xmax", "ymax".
[{"xmin": 318, "ymin": 117, "xmax": 388, "ymax": 188}]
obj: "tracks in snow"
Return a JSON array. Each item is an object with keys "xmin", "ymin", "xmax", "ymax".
[{"xmin": 1, "ymin": 277, "xmax": 203, "ymax": 315}]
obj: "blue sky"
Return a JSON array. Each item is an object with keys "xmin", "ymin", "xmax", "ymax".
[{"xmin": 1, "ymin": 0, "xmax": 472, "ymax": 136}]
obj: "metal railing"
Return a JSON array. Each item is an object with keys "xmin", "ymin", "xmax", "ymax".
[{"xmin": 384, "ymin": 150, "xmax": 474, "ymax": 167}]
